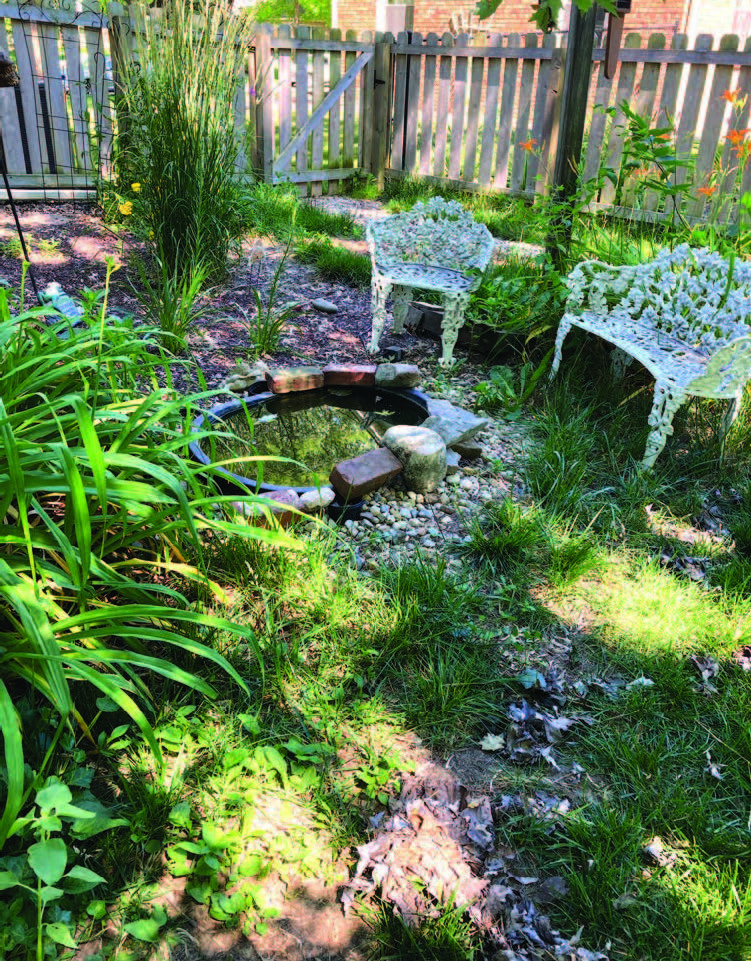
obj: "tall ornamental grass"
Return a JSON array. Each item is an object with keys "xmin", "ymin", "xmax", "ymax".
[
  {"xmin": 116, "ymin": 0, "xmax": 255, "ymax": 280},
  {"xmin": 0, "ymin": 278, "xmax": 295, "ymax": 849}
]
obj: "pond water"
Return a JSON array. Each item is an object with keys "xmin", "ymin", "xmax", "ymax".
[{"xmin": 198, "ymin": 386, "xmax": 428, "ymax": 493}]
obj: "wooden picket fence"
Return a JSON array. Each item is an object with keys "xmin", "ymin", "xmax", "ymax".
[{"xmin": 2, "ymin": 4, "xmax": 751, "ymax": 226}]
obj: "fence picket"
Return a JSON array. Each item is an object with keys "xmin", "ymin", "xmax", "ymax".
[
  {"xmin": 420, "ymin": 33, "xmax": 438, "ymax": 176},
  {"xmin": 11, "ymin": 19, "xmax": 43, "ymax": 175},
  {"xmin": 495, "ymin": 33, "xmax": 519, "ymax": 190},
  {"xmin": 599, "ymin": 32, "xmax": 642, "ymax": 206},
  {"xmin": 278, "ymin": 25, "xmax": 293, "ymax": 174},
  {"xmin": 510, "ymin": 33, "xmax": 537, "ymax": 191},
  {"xmin": 528, "ymin": 32, "xmax": 556, "ymax": 191},
  {"xmin": 478, "ymin": 33, "xmax": 501, "ymax": 188},
  {"xmin": 462, "ymin": 34, "xmax": 485, "ymax": 182},
  {"xmin": 433, "ymin": 33, "xmax": 453, "ymax": 179},
  {"xmin": 0, "ymin": 19, "xmax": 27, "ymax": 176},
  {"xmin": 625, "ymin": 32, "xmax": 665, "ymax": 210},
  {"xmin": 687, "ymin": 34, "xmax": 739, "ymax": 218},
  {"xmin": 310, "ymin": 27, "xmax": 325, "ymax": 196},
  {"xmin": 448, "ymin": 32, "xmax": 468, "ymax": 180},
  {"xmin": 343, "ymin": 30, "xmax": 357, "ymax": 168},
  {"xmin": 359, "ymin": 29, "xmax": 375, "ymax": 179}
]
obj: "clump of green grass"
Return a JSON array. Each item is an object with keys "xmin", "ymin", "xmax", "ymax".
[
  {"xmin": 294, "ymin": 237, "xmax": 372, "ymax": 286},
  {"xmin": 242, "ymin": 182, "xmax": 361, "ymax": 241}
]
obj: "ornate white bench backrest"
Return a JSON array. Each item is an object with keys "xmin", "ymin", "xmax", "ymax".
[
  {"xmin": 566, "ymin": 244, "xmax": 751, "ymax": 349},
  {"xmin": 367, "ymin": 197, "xmax": 495, "ymax": 274}
]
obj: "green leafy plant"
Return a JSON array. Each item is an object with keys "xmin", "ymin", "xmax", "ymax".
[
  {"xmin": 0, "ymin": 270, "xmax": 295, "ymax": 854},
  {"xmin": 242, "ymin": 234, "xmax": 302, "ymax": 356},
  {"xmin": 133, "ymin": 254, "xmax": 210, "ymax": 352},
  {"xmin": 473, "ymin": 359, "xmax": 552, "ymax": 418}
]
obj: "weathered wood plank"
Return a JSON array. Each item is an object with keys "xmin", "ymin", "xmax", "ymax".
[
  {"xmin": 326, "ymin": 28, "xmax": 341, "ymax": 192},
  {"xmin": 478, "ymin": 34, "xmax": 501, "ymax": 188},
  {"xmin": 463, "ymin": 35, "xmax": 485, "ymax": 182},
  {"xmin": 672, "ymin": 33, "xmax": 713, "ymax": 207},
  {"xmin": 433, "ymin": 33, "xmax": 453, "ymax": 179},
  {"xmin": 536, "ymin": 39, "xmax": 563, "ymax": 195},
  {"xmin": 258, "ymin": 28, "xmax": 274, "ymax": 182},
  {"xmin": 582, "ymin": 53, "xmax": 615, "ymax": 185},
  {"xmin": 419, "ymin": 33, "xmax": 438, "ymax": 176},
  {"xmin": 404, "ymin": 31, "xmax": 422, "ymax": 172},
  {"xmin": 527, "ymin": 32, "xmax": 555, "ymax": 191},
  {"xmin": 371, "ymin": 32, "xmax": 393, "ymax": 186},
  {"xmin": 599, "ymin": 33, "xmax": 642, "ymax": 206},
  {"xmin": 0, "ymin": 19, "xmax": 28, "ymax": 174},
  {"xmin": 38, "ymin": 21, "xmax": 74, "ymax": 175},
  {"xmin": 11, "ymin": 19, "xmax": 44, "ymax": 174},
  {"xmin": 310, "ymin": 26, "xmax": 325, "ymax": 196},
  {"xmin": 294, "ymin": 26, "xmax": 310, "ymax": 178},
  {"xmin": 448, "ymin": 32, "xmax": 468, "ymax": 180},
  {"xmin": 626, "ymin": 32, "xmax": 665, "ymax": 211},
  {"xmin": 391, "ymin": 30, "xmax": 409, "ymax": 171},
  {"xmin": 278, "ymin": 24, "xmax": 293, "ymax": 172},
  {"xmin": 495, "ymin": 33, "xmax": 519, "ymax": 190},
  {"xmin": 343, "ymin": 30, "xmax": 357, "ymax": 168},
  {"xmin": 511, "ymin": 34, "xmax": 537, "ymax": 192},
  {"xmin": 359, "ymin": 30, "xmax": 375, "ymax": 178},
  {"xmin": 687, "ymin": 34, "xmax": 739, "ymax": 218}
]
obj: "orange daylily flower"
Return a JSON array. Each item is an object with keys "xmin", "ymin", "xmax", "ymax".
[
  {"xmin": 519, "ymin": 138, "xmax": 537, "ymax": 152},
  {"xmin": 697, "ymin": 185, "xmax": 717, "ymax": 196},
  {"xmin": 726, "ymin": 128, "xmax": 750, "ymax": 145},
  {"xmin": 734, "ymin": 141, "xmax": 751, "ymax": 160},
  {"xmin": 722, "ymin": 89, "xmax": 740, "ymax": 103}
]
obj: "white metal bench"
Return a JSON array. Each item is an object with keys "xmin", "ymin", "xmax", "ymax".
[
  {"xmin": 550, "ymin": 244, "xmax": 751, "ymax": 468},
  {"xmin": 366, "ymin": 197, "xmax": 495, "ymax": 367}
]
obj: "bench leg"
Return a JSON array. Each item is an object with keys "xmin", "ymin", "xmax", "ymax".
[
  {"xmin": 391, "ymin": 285, "xmax": 413, "ymax": 334},
  {"xmin": 643, "ymin": 380, "xmax": 684, "ymax": 469},
  {"xmin": 367, "ymin": 276, "xmax": 393, "ymax": 354},
  {"xmin": 549, "ymin": 318, "xmax": 574, "ymax": 381},
  {"xmin": 440, "ymin": 292, "xmax": 470, "ymax": 367}
]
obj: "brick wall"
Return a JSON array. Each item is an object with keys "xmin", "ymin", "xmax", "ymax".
[{"xmin": 335, "ymin": 1, "xmax": 750, "ymax": 43}]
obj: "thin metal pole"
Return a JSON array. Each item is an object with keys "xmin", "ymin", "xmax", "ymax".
[{"xmin": 0, "ymin": 149, "xmax": 42, "ymax": 305}]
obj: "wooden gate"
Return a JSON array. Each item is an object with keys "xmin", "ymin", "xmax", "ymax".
[
  {"xmin": 0, "ymin": 0, "xmax": 112, "ymax": 199},
  {"xmin": 252, "ymin": 25, "xmax": 392, "ymax": 195}
]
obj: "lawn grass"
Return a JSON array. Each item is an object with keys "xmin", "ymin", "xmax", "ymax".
[{"xmin": 3, "ymin": 182, "xmax": 751, "ymax": 961}]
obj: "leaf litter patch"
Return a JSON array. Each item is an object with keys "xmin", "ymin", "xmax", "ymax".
[{"xmin": 342, "ymin": 762, "xmax": 609, "ymax": 960}]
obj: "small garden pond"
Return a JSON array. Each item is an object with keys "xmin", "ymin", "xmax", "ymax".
[{"xmin": 191, "ymin": 385, "xmax": 429, "ymax": 494}]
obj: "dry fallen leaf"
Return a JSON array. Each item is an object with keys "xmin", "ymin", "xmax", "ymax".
[
  {"xmin": 480, "ymin": 733, "xmax": 505, "ymax": 752},
  {"xmin": 705, "ymin": 750, "xmax": 725, "ymax": 780}
]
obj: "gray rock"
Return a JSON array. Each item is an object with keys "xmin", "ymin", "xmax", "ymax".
[
  {"xmin": 421, "ymin": 406, "xmax": 489, "ymax": 447},
  {"xmin": 445, "ymin": 449, "xmax": 461, "ymax": 475},
  {"xmin": 300, "ymin": 487, "xmax": 336, "ymax": 511},
  {"xmin": 311, "ymin": 298, "xmax": 339, "ymax": 313},
  {"xmin": 382, "ymin": 425, "xmax": 447, "ymax": 494},
  {"xmin": 374, "ymin": 363, "xmax": 421, "ymax": 388}
]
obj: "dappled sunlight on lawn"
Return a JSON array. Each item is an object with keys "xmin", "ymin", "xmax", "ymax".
[{"xmin": 581, "ymin": 559, "xmax": 748, "ymax": 656}]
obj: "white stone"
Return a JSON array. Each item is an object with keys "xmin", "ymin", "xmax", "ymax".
[
  {"xmin": 382, "ymin": 425, "xmax": 447, "ymax": 494},
  {"xmin": 311, "ymin": 298, "xmax": 339, "ymax": 313},
  {"xmin": 300, "ymin": 487, "xmax": 336, "ymax": 511}
]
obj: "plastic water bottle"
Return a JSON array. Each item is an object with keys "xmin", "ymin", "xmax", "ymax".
[{"xmin": 41, "ymin": 282, "xmax": 84, "ymax": 322}]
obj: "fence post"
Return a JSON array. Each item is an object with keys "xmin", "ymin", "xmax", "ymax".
[
  {"xmin": 371, "ymin": 31, "xmax": 393, "ymax": 189},
  {"xmin": 548, "ymin": 3, "xmax": 597, "ymax": 268}
]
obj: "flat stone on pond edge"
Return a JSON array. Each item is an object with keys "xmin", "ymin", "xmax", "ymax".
[
  {"xmin": 330, "ymin": 447, "xmax": 403, "ymax": 501},
  {"xmin": 375, "ymin": 363, "xmax": 421, "ymax": 388},
  {"xmin": 266, "ymin": 366, "xmax": 325, "ymax": 393},
  {"xmin": 422, "ymin": 400, "xmax": 489, "ymax": 447},
  {"xmin": 300, "ymin": 487, "xmax": 336, "ymax": 512},
  {"xmin": 323, "ymin": 363, "xmax": 377, "ymax": 387}
]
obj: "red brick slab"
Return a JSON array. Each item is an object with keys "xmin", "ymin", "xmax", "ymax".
[
  {"xmin": 330, "ymin": 447, "xmax": 403, "ymax": 501},
  {"xmin": 266, "ymin": 367, "xmax": 325, "ymax": 393},
  {"xmin": 323, "ymin": 363, "xmax": 377, "ymax": 387}
]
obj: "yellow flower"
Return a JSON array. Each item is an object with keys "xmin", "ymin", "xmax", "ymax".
[
  {"xmin": 147, "ymin": 230, "xmax": 155, "ymax": 240},
  {"xmin": 119, "ymin": 201, "xmax": 133, "ymax": 216},
  {"xmin": 131, "ymin": 182, "xmax": 142, "ymax": 193}
]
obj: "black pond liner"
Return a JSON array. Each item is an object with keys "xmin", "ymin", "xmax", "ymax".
[{"xmin": 189, "ymin": 380, "xmax": 429, "ymax": 522}]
